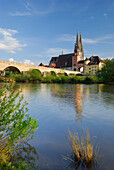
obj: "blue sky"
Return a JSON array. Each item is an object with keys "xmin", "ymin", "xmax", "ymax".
[{"xmin": 0, "ymin": 0, "xmax": 114, "ymax": 65}]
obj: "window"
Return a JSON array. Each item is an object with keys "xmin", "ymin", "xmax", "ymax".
[
  {"xmin": 65, "ymin": 62, "xmax": 67, "ymax": 66},
  {"xmin": 74, "ymin": 58, "xmax": 76, "ymax": 61},
  {"xmin": 89, "ymin": 68, "xmax": 91, "ymax": 70},
  {"xmin": 95, "ymin": 69, "xmax": 96, "ymax": 71},
  {"xmin": 95, "ymin": 66, "xmax": 96, "ymax": 68}
]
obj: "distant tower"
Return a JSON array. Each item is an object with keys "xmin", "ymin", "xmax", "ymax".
[
  {"xmin": 79, "ymin": 33, "xmax": 84, "ymax": 60},
  {"xmin": 72, "ymin": 30, "xmax": 84, "ymax": 71},
  {"xmin": 74, "ymin": 31, "xmax": 80, "ymax": 54}
]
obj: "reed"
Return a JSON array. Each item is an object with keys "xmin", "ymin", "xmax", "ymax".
[{"xmin": 68, "ymin": 129, "xmax": 98, "ymax": 167}]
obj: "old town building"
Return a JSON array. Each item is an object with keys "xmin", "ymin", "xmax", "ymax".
[
  {"xmin": 49, "ymin": 31, "xmax": 84, "ymax": 71},
  {"xmin": 84, "ymin": 56, "xmax": 104, "ymax": 75}
]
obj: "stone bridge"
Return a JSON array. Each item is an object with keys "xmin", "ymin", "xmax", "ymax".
[{"xmin": 0, "ymin": 60, "xmax": 81, "ymax": 76}]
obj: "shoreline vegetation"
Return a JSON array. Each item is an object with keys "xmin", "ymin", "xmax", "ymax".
[
  {"xmin": 0, "ymin": 72, "xmax": 113, "ymax": 84},
  {"xmin": 0, "ymin": 58, "xmax": 114, "ymax": 84},
  {"xmin": 0, "ymin": 83, "xmax": 38, "ymax": 169}
]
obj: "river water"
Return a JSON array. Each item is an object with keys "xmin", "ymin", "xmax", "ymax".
[{"xmin": 2, "ymin": 83, "xmax": 114, "ymax": 169}]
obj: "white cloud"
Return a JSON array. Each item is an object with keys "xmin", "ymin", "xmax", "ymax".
[
  {"xmin": 57, "ymin": 33, "xmax": 114, "ymax": 45},
  {"xmin": 44, "ymin": 48, "xmax": 72, "ymax": 56},
  {"xmin": 24, "ymin": 2, "xmax": 31, "ymax": 11},
  {"xmin": 57, "ymin": 34, "xmax": 75, "ymax": 42},
  {"xmin": 10, "ymin": 0, "xmax": 54, "ymax": 17},
  {"xmin": 0, "ymin": 28, "xmax": 27, "ymax": 53},
  {"xmin": 90, "ymin": 16, "xmax": 94, "ymax": 20},
  {"xmin": 83, "ymin": 35, "xmax": 114, "ymax": 44},
  {"xmin": 24, "ymin": 59, "xmax": 34, "ymax": 65},
  {"xmin": 104, "ymin": 13, "xmax": 108, "ymax": 17},
  {"xmin": 83, "ymin": 38, "xmax": 96, "ymax": 44},
  {"xmin": 9, "ymin": 58, "xmax": 15, "ymax": 62},
  {"xmin": 10, "ymin": 11, "xmax": 31, "ymax": 16}
]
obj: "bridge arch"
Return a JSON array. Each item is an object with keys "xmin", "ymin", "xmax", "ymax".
[
  {"xmin": 4, "ymin": 66, "xmax": 21, "ymax": 74},
  {"xmin": 28, "ymin": 69, "xmax": 42, "ymax": 77},
  {"xmin": 29, "ymin": 68, "xmax": 42, "ymax": 74},
  {"xmin": 50, "ymin": 71, "xmax": 56, "ymax": 76}
]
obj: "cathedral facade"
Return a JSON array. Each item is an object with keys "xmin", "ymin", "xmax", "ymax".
[{"xmin": 49, "ymin": 31, "xmax": 84, "ymax": 71}]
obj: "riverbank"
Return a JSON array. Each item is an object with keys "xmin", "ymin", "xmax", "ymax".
[{"xmin": 0, "ymin": 74, "xmax": 113, "ymax": 84}]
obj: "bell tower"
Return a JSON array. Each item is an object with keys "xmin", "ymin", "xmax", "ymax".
[{"xmin": 72, "ymin": 30, "xmax": 84, "ymax": 71}]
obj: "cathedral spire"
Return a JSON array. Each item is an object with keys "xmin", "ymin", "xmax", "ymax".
[
  {"xmin": 80, "ymin": 33, "xmax": 82, "ymax": 49},
  {"xmin": 80, "ymin": 33, "xmax": 84, "ymax": 58},
  {"xmin": 76, "ymin": 30, "xmax": 79, "ymax": 48}
]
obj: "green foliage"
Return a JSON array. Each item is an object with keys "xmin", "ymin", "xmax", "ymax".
[
  {"xmin": 14, "ymin": 74, "xmax": 29, "ymax": 82},
  {"xmin": 84, "ymin": 76, "xmax": 93, "ymax": 83},
  {"xmin": 28, "ymin": 69, "xmax": 42, "ymax": 81},
  {"xmin": 50, "ymin": 71, "xmax": 56, "ymax": 77},
  {"xmin": 0, "ymin": 82, "xmax": 38, "ymax": 167},
  {"xmin": 5, "ymin": 71, "xmax": 13, "ymax": 77},
  {"xmin": 96, "ymin": 59, "xmax": 114, "ymax": 82}
]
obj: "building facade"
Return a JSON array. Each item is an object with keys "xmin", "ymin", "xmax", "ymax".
[
  {"xmin": 49, "ymin": 31, "xmax": 84, "ymax": 71},
  {"xmin": 84, "ymin": 56, "xmax": 104, "ymax": 75},
  {"xmin": 49, "ymin": 31, "xmax": 103, "ymax": 74}
]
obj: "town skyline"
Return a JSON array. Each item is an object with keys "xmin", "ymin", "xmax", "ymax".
[{"xmin": 0, "ymin": 0, "xmax": 114, "ymax": 65}]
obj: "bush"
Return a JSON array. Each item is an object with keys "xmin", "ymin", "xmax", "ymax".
[
  {"xmin": 0, "ymin": 82, "xmax": 38, "ymax": 168},
  {"xmin": 84, "ymin": 76, "xmax": 93, "ymax": 83},
  {"xmin": 28, "ymin": 69, "xmax": 42, "ymax": 81},
  {"xmin": 96, "ymin": 59, "xmax": 114, "ymax": 82},
  {"xmin": 50, "ymin": 71, "xmax": 56, "ymax": 77}
]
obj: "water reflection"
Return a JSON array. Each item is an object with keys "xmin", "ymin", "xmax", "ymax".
[{"xmin": 11, "ymin": 142, "xmax": 39, "ymax": 169}]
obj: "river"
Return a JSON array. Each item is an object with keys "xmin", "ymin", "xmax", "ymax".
[{"xmin": 2, "ymin": 83, "xmax": 114, "ymax": 169}]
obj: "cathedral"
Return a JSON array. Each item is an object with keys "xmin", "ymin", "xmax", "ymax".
[{"xmin": 49, "ymin": 31, "xmax": 84, "ymax": 71}]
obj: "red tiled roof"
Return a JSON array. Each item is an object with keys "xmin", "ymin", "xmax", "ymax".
[
  {"xmin": 50, "ymin": 63, "xmax": 56, "ymax": 67},
  {"xmin": 39, "ymin": 63, "xmax": 45, "ymax": 66},
  {"xmin": 88, "ymin": 56, "xmax": 103, "ymax": 65}
]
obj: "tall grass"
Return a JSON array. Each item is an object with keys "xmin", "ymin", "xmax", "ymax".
[{"xmin": 66, "ymin": 129, "xmax": 99, "ymax": 168}]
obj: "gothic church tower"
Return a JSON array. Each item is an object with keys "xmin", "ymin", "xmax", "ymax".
[
  {"xmin": 72, "ymin": 31, "xmax": 84, "ymax": 71},
  {"xmin": 74, "ymin": 31, "xmax": 84, "ymax": 61}
]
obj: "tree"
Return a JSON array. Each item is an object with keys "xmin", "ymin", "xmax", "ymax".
[
  {"xmin": 0, "ymin": 82, "xmax": 38, "ymax": 167},
  {"xmin": 28, "ymin": 69, "xmax": 42, "ymax": 81},
  {"xmin": 96, "ymin": 59, "xmax": 114, "ymax": 82}
]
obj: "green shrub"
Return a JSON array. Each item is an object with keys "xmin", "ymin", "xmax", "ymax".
[
  {"xmin": 28, "ymin": 69, "xmax": 42, "ymax": 81},
  {"xmin": 96, "ymin": 59, "xmax": 114, "ymax": 82},
  {"xmin": 0, "ymin": 82, "xmax": 38, "ymax": 168},
  {"xmin": 84, "ymin": 76, "xmax": 93, "ymax": 83},
  {"xmin": 50, "ymin": 71, "xmax": 56, "ymax": 77}
]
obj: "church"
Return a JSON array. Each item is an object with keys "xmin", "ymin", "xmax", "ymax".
[{"xmin": 49, "ymin": 31, "xmax": 84, "ymax": 72}]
